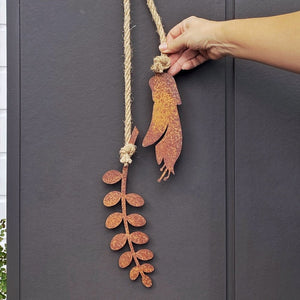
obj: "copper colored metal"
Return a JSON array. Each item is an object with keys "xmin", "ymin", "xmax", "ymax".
[
  {"xmin": 129, "ymin": 263, "xmax": 154, "ymax": 287},
  {"xmin": 102, "ymin": 170, "xmax": 123, "ymax": 184},
  {"xmin": 103, "ymin": 191, "xmax": 122, "ymax": 207},
  {"xmin": 142, "ymin": 73, "xmax": 182, "ymax": 182},
  {"xmin": 102, "ymin": 127, "xmax": 154, "ymax": 288},
  {"xmin": 119, "ymin": 251, "xmax": 133, "ymax": 268},
  {"xmin": 125, "ymin": 193, "xmax": 145, "ymax": 207},
  {"xmin": 136, "ymin": 249, "xmax": 154, "ymax": 261},
  {"xmin": 105, "ymin": 212, "xmax": 123, "ymax": 229},
  {"xmin": 110, "ymin": 233, "xmax": 127, "ymax": 251},
  {"xmin": 127, "ymin": 213, "xmax": 147, "ymax": 227},
  {"xmin": 130, "ymin": 231, "xmax": 149, "ymax": 244}
]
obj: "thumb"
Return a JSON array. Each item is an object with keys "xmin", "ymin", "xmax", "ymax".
[{"xmin": 159, "ymin": 34, "xmax": 187, "ymax": 54}]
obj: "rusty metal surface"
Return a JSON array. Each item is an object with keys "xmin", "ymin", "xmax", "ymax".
[
  {"xmin": 142, "ymin": 73, "xmax": 183, "ymax": 182},
  {"xmin": 102, "ymin": 127, "xmax": 154, "ymax": 288}
]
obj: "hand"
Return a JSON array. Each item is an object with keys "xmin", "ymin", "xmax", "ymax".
[{"xmin": 160, "ymin": 16, "xmax": 227, "ymax": 76}]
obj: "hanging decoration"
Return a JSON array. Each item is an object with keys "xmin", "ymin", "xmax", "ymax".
[
  {"xmin": 102, "ymin": 0, "xmax": 183, "ymax": 288},
  {"xmin": 102, "ymin": 127, "xmax": 154, "ymax": 288},
  {"xmin": 142, "ymin": 73, "xmax": 182, "ymax": 182},
  {"xmin": 143, "ymin": 0, "xmax": 183, "ymax": 182},
  {"xmin": 102, "ymin": 0, "xmax": 154, "ymax": 288}
]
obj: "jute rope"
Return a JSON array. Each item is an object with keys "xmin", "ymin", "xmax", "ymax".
[
  {"xmin": 120, "ymin": 0, "xmax": 169, "ymax": 165},
  {"xmin": 120, "ymin": 0, "xmax": 136, "ymax": 166},
  {"xmin": 146, "ymin": 0, "xmax": 171, "ymax": 73}
]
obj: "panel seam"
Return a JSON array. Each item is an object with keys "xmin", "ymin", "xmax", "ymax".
[
  {"xmin": 18, "ymin": 0, "xmax": 22, "ymax": 298},
  {"xmin": 225, "ymin": 0, "xmax": 235, "ymax": 299}
]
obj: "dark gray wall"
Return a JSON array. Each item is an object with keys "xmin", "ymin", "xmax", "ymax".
[
  {"xmin": 7, "ymin": 0, "xmax": 299, "ymax": 300},
  {"xmin": 235, "ymin": 1, "xmax": 300, "ymax": 300}
]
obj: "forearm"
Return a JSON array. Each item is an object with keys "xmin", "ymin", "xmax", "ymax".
[{"xmin": 220, "ymin": 11, "xmax": 300, "ymax": 73}]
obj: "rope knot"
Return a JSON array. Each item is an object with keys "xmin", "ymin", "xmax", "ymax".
[
  {"xmin": 119, "ymin": 143, "xmax": 137, "ymax": 166},
  {"xmin": 151, "ymin": 54, "xmax": 170, "ymax": 73}
]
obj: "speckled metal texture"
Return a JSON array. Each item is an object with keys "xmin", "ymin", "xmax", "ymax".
[
  {"xmin": 143, "ymin": 73, "xmax": 182, "ymax": 182},
  {"xmin": 102, "ymin": 127, "xmax": 155, "ymax": 288}
]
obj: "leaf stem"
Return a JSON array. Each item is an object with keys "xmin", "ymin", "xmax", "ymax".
[
  {"xmin": 121, "ymin": 166, "xmax": 140, "ymax": 267},
  {"xmin": 120, "ymin": 127, "xmax": 147, "ymax": 281}
]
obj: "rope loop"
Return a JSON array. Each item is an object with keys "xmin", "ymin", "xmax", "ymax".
[
  {"xmin": 120, "ymin": 143, "xmax": 137, "ymax": 166},
  {"xmin": 151, "ymin": 54, "xmax": 170, "ymax": 73},
  {"xmin": 146, "ymin": 0, "xmax": 170, "ymax": 74},
  {"xmin": 120, "ymin": 0, "xmax": 170, "ymax": 166}
]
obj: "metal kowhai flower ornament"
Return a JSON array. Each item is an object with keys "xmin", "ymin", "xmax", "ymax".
[{"xmin": 143, "ymin": 73, "xmax": 182, "ymax": 182}]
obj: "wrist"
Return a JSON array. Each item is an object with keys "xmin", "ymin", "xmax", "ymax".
[{"xmin": 215, "ymin": 20, "xmax": 240, "ymax": 57}]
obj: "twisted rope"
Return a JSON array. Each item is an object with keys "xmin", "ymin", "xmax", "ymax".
[
  {"xmin": 120, "ymin": 0, "xmax": 169, "ymax": 165},
  {"xmin": 120, "ymin": 0, "xmax": 136, "ymax": 166},
  {"xmin": 146, "ymin": 0, "xmax": 170, "ymax": 73}
]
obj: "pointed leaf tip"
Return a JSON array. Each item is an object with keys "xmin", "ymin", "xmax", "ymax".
[{"xmin": 102, "ymin": 170, "xmax": 122, "ymax": 184}]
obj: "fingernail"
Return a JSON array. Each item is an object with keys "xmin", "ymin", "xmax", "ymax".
[{"xmin": 159, "ymin": 43, "xmax": 167, "ymax": 51}]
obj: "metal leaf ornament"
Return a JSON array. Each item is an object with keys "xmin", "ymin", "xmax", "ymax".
[
  {"xmin": 143, "ymin": 73, "xmax": 183, "ymax": 182},
  {"xmin": 103, "ymin": 128, "xmax": 155, "ymax": 288}
]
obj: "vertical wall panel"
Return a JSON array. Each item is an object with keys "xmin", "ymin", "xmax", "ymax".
[
  {"xmin": 235, "ymin": 2, "xmax": 300, "ymax": 299},
  {"xmin": 11, "ymin": 0, "xmax": 300, "ymax": 299},
  {"xmin": 7, "ymin": 0, "xmax": 21, "ymax": 298},
  {"xmin": 16, "ymin": 1, "xmax": 226, "ymax": 299},
  {"xmin": 0, "ymin": 0, "xmax": 7, "ymax": 222}
]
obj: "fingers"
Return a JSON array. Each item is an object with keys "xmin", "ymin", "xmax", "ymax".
[
  {"xmin": 167, "ymin": 21, "xmax": 185, "ymax": 41},
  {"xmin": 157, "ymin": 17, "xmax": 208, "ymax": 75},
  {"xmin": 160, "ymin": 34, "xmax": 187, "ymax": 54},
  {"xmin": 168, "ymin": 50, "xmax": 184, "ymax": 66},
  {"xmin": 181, "ymin": 55, "xmax": 207, "ymax": 70},
  {"xmin": 159, "ymin": 20, "xmax": 187, "ymax": 53},
  {"xmin": 168, "ymin": 53, "xmax": 207, "ymax": 76},
  {"xmin": 168, "ymin": 49, "xmax": 198, "ymax": 76}
]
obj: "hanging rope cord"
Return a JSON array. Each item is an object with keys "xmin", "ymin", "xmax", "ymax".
[
  {"xmin": 146, "ymin": 0, "xmax": 171, "ymax": 73},
  {"xmin": 120, "ymin": 0, "xmax": 170, "ymax": 165},
  {"xmin": 119, "ymin": 0, "xmax": 136, "ymax": 166}
]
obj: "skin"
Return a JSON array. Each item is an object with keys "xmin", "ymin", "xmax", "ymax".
[{"xmin": 159, "ymin": 11, "xmax": 300, "ymax": 75}]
